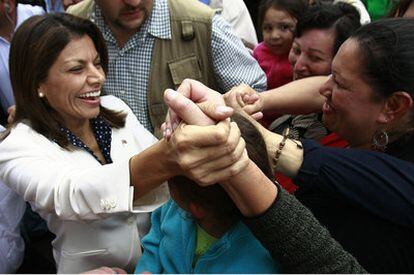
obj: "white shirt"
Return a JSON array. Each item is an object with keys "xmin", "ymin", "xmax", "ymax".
[
  {"xmin": 0, "ymin": 96, "xmax": 169, "ymax": 273},
  {"xmin": 209, "ymin": 0, "xmax": 258, "ymax": 47}
]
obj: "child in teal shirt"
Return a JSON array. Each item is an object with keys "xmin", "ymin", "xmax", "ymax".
[{"xmin": 135, "ymin": 114, "xmax": 280, "ymax": 274}]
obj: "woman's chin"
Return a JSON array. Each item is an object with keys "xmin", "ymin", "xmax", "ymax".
[{"xmin": 322, "ymin": 114, "xmax": 336, "ymax": 132}]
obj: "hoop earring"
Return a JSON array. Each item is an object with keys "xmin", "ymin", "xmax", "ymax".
[{"xmin": 371, "ymin": 128, "xmax": 389, "ymax": 151}]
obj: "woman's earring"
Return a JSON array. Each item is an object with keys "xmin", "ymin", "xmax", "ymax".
[
  {"xmin": 371, "ymin": 128, "xmax": 389, "ymax": 151},
  {"xmin": 38, "ymin": 91, "xmax": 45, "ymax": 98}
]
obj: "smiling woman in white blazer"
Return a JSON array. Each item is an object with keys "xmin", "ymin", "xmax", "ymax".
[{"xmin": 0, "ymin": 13, "xmax": 248, "ymax": 273}]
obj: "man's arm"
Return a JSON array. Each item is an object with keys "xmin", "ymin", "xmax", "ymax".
[{"xmin": 210, "ymin": 14, "xmax": 267, "ymax": 92}]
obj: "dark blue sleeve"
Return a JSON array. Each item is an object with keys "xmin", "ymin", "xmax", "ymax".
[{"xmin": 294, "ymin": 139, "xmax": 414, "ymax": 227}]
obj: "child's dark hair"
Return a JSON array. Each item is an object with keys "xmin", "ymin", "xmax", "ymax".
[
  {"xmin": 258, "ymin": 0, "xmax": 309, "ymax": 29},
  {"xmin": 168, "ymin": 113, "xmax": 273, "ymax": 221},
  {"xmin": 296, "ymin": 2, "xmax": 361, "ymax": 55}
]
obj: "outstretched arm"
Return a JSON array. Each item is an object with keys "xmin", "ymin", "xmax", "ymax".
[{"xmin": 224, "ymin": 76, "xmax": 328, "ymax": 117}]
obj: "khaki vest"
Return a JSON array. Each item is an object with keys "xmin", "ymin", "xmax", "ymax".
[
  {"xmin": 68, "ymin": 0, "xmax": 219, "ymax": 137},
  {"xmin": 149, "ymin": 0, "xmax": 219, "ymax": 137}
]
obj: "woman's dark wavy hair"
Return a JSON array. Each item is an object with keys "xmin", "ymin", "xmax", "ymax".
[
  {"xmin": 9, "ymin": 13, "xmax": 125, "ymax": 148},
  {"xmin": 258, "ymin": 0, "xmax": 308, "ymax": 29},
  {"xmin": 169, "ymin": 113, "xmax": 273, "ymax": 222},
  {"xmin": 296, "ymin": 2, "xmax": 361, "ymax": 55},
  {"xmin": 350, "ymin": 18, "xmax": 414, "ymax": 103}
]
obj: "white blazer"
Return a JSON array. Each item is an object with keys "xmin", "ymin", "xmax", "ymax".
[{"xmin": 0, "ymin": 96, "xmax": 169, "ymax": 273}]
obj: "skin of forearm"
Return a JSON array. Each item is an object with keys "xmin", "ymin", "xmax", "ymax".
[
  {"xmin": 221, "ymin": 160, "xmax": 278, "ymax": 217},
  {"xmin": 264, "ymin": 132, "xmax": 304, "ymax": 178},
  {"xmin": 262, "ymin": 76, "xmax": 328, "ymax": 115},
  {"xmin": 129, "ymin": 139, "xmax": 178, "ymax": 199},
  {"xmin": 239, "ymin": 113, "xmax": 304, "ymax": 177}
]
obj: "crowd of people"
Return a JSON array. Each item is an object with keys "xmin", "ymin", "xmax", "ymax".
[{"xmin": 0, "ymin": 0, "xmax": 413, "ymax": 273}]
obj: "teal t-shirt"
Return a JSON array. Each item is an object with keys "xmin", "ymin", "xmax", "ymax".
[{"xmin": 193, "ymin": 224, "xmax": 218, "ymax": 265}]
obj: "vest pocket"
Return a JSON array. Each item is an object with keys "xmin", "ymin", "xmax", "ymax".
[{"xmin": 168, "ymin": 55, "xmax": 202, "ymax": 86}]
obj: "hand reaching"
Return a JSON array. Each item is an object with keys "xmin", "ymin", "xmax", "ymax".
[
  {"xmin": 162, "ymin": 79, "xmax": 233, "ymax": 138},
  {"xmin": 223, "ymin": 84, "xmax": 264, "ymax": 120}
]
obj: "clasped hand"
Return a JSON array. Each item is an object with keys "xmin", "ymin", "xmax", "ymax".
[{"xmin": 162, "ymin": 79, "xmax": 257, "ymax": 186}]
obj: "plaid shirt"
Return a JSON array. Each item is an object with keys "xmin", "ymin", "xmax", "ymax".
[{"xmin": 93, "ymin": 0, "xmax": 266, "ymax": 132}]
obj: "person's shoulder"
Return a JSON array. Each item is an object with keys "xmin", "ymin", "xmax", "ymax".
[
  {"xmin": 8, "ymin": 122, "xmax": 35, "ymax": 135},
  {"xmin": 0, "ymin": 122, "xmax": 47, "ymax": 149},
  {"xmin": 100, "ymin": 95, "xmax": 130, "ymax": 113},
  {"xmin": 161, "ymin": 199, "xmax": 190, "ymax": 220},
  {"xmin": 66, "ymin": 0, "xmax": 94, "ymax": 19},
  {"xmin": 221, "ymin": 0, "xmax": 247, "ymax": 19},
  {"xmin": 17, "ymin": 3, "xmax": 45, "ymax": 18},
  {"xmin": 254, "ymin": 42, "xmax": 266, "ymax": 53},
  {"xmin": 100, "ymin": 95, "xmax": 141, "ymax": 129},
  {"xmin": 170, "ymin": 0, "xmax": 215, "ymax": 19}
]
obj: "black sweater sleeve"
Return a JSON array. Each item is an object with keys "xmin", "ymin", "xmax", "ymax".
[
  {"xmin": 294, "ymin": 139, "xmax": 414, "ymax": 227},
  {"xmin": 244, "ymin": 185, "xmax": 367, "ymax": 274}
]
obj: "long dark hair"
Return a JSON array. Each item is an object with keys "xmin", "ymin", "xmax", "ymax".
[{"xmin": 8, "ymin": 13, "xmax": 125, "ymax": 148}]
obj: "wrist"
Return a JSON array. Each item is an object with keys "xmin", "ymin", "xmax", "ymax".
[
  {"xmin": 221, "ymin": 160, "xmax": 278, "ymax": 217},
  {"xmin": 158, "ymin": 138, "xmax": 181, "ymax": 178},
  {"xmin": 260, "ymin": 91, "xmax": 272, "ymax": 112},
  {"xmin": 264, "ymin": 130, "xmax": 304, "ymax": 177}
]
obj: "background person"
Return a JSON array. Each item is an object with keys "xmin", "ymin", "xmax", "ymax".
[
  {"xmin": 0, "ymin": 0, "xmax": 44, "ymax": 124},
  {"xmin": 254, "ymin": 0, "xmax": 308, "ymax": 90},
  {"xmin": 0, "ymin": 123, "xmax": 25, "ymax": 273},
  {"xmin": 253, "ymin": 0, "xmax": 308, "ymax": 129},
  {"xmin": 269, "ymin": 2, "xmax": 361, "ymax": 142}
]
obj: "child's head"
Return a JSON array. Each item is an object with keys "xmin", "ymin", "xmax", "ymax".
[
  {"xmin": 168, "ymin": 113, "xmax": 273, "ymax": 226},
  {"xmin": 258, "ymin": 0, "xmax": 308, "ymax": 56}
]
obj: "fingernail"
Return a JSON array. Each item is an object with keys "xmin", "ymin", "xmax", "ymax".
[
  {"xmin": 216, "ymin": 106, "xmax": 233, "ymax": 115},
  {"xmin": 172, "ymin": 122, "xmax": 178, "ymax": 130},
  {"xmin": 164, "ymin": 89, "xmax": 177, "ymax": 102}
]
